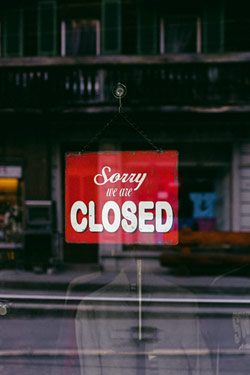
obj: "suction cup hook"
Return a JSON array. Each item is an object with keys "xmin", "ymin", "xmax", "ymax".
[{"xmin": 112, "ymin": 83, "xmax": 127, "ymax": 112}]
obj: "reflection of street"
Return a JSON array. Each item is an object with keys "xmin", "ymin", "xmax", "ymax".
[
  {"xmin": 0, "ymin": 318, "xmax": 79, "ymax": 375},
  {"xmin": 0, "ymin": 311, "xmax": 250, "ymax": 374},
  {"xmin": 1, "ymin": 264, "xmax": 250, "ymax": 374},
  {"xmin": 75, "ymin": 268, "xmax": 212, "ymax": 375}
]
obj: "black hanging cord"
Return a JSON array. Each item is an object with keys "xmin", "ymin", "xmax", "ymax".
[
  {"xmin": 119, "ymin": 110, "xmax": 162, "ymax": 153},
  {"xmin": 80, "ymin": 83, "xmax": 162, "ymax": 154},
  {"xmin": 80, "ymin": 112, "xmax": 120, "ymax": 154}
]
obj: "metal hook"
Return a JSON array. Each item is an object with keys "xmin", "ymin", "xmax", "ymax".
[{"xmin": 112, "ymin": 83, "xmax": 127, "ymax": 113}]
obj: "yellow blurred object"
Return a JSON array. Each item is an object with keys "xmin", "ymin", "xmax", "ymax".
[{"xmin": 0, "ymin": 178, "xmax": 18, "ymax": 193}]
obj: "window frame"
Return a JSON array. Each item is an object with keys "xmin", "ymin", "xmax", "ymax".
[
  {"xmin": 61, "ymin": 19, "xmax": 101, "ymax": 57},
  {"xmin": 160, "ymin": 14, "xmax": 201, "ymax": 54}
]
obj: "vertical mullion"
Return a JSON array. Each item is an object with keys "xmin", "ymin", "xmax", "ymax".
[
  {"xmin": 220, "ymin": 0, "xmax": 225, "ymax": 53},
  {"xmin": 197, "ymin": 17, "xmax": 202, "ymax": 53},
  {"xmin": 0, "ymin": 22, "xmax": 2, "ymax": 56},
  {"xmin": 96, "ymin": 21, "xmax": 101, "ymax": 56},
  {"xmin": 20, "ymin": 9, "xmax": 24, "ymax": 56},
  {"xmin": 61, "ymin": 21, "xmax": 66, "ymax": 57},
  {"xmin": 160, "ymin": 18, "xmax": 164, "ymax": 55}
]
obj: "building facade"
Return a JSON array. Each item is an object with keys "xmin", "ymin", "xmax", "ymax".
[{"xmin": 0, "ymin": 0, "xmax": 250, "ymax": 265}]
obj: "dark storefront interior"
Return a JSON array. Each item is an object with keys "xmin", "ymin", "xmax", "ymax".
[{"xmin": 1, "ymin": 1, "xmax": 250, "ymax": 374}]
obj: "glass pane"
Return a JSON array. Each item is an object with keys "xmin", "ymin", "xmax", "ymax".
[
  {"xmin": 39, "ymin": 2, "xmax": 55, "ymax": 53},
  {"xmin": 138, "ymin": 9, "xmax": 157, "ymax": 54},
  {"xmin": 225, "ymin": 1, "xmax": 250, "ymax": 52},
  {"xmin": 5, "ymin": 10, "xmax": 21, "ymax": 55},
  {"xmin": 1, "ymin": 3, "xmax": 250, "ymax": 375},
  {"xmin": 164, "ymin": 16, "xmax": 196, "ymax": 53},
  {"xmin": 102, "ymin": 1, "xmax": 120, "ymax": 53},
  {"xmin": 66, "ymin": 20, "xmax": 97, "ymax": 56}
]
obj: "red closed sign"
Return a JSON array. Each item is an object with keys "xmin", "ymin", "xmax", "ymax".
[{"xmin": 65, "ymin": 151, "xmax": 178, "ymax": 244}]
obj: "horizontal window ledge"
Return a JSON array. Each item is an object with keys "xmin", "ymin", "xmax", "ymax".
[{"xmin": 2, "ymin": 53, "xmax": 250, "ymax": 67}]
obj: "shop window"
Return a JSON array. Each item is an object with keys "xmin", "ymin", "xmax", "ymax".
[
  {"xmin": 0, "ymin": 177, "xmax": 23, "ymax": 243},
  {"xmin": 160, "ymin": 15, "xmax": 200, "ymax": 53},
  {"xmin": 179, "ymin": 168, "xmax": 230, "ymax": 231},
  {"xmin": 61, "ymin": 19, "xmax": 100, "ymax": 56}
]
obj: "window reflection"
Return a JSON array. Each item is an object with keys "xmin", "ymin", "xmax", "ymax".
[{"xmin": 74, "ymin": 260, "xmax": 212, "ymax": 375}]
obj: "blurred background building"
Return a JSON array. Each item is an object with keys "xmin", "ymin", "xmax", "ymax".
[{"xmin": 0, "ymin": 0, "xmax": 249, "ymax": 267}]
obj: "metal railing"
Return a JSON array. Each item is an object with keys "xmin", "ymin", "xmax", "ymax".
[{"xmin": 0, "ymin": 55, "xmax": 250, "ymax": 109}]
